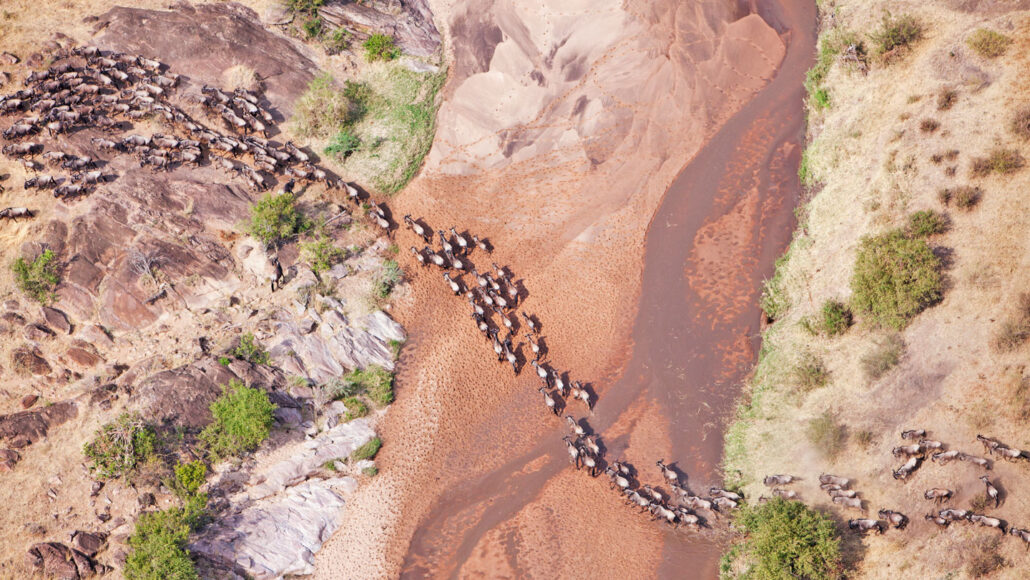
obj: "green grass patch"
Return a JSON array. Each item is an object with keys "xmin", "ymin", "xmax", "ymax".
[
  {"xmin": 292, "ymin": 73, "xmax": 357, "ymax": 140},
  {"xmin": 343, "ymin": 396, "xmax": 369, "ymax": 420},
  {"xmin": 170, "ymin": 460, "xmax": 207, "ymax": 500},
  {"xmin": 966, "ymin": 29, "xmax": 1011, "ymax": 58},
  {"xmin": 301, "ymin": 235, "xmax": 344, "ymax": 276},
  {"xmin": 906, "ymin": 209, "xmax": 948, "ymax": 237},
  {"xmin": 720, "ymin": 497, "xmax": 842, "ymax": 580},
  {"xmin": 793, "ymin": 353, "xmax": 830, "ymax": 393},
  {"xmin": 232, "ymin": 333, "xmax": 270, "ymax": 365},
  {"xmin": 12, "ymin": 249, "xmax": 60, "ymax": 305},
  {"xmin": 363, "ymin": 34, "xmax": 400, "ymax": 62},
  {"xmin": 850, "ymin": 230, "xmax": 942, "ymax": 329},
  {"xmin": 83, "ymin": 413, "xmax": 158, "ymax": 479},
  {"xmin": 760, "ymin": 250, "xmax": 793, "ymax": 322},
  {"xmin": 125, "ymin": 503, "xmax": 204, "ymax": 580},
  {"xmin": 371, "ymin": 259, "xmax": 402, "ymax": 300},
  {"xmin": 352, "ymin": 436, "xmax": 382, "ymax": 461},
  {"xmin": 362, "ymin": 465, "xmax": 379, "ymax": 477},
  {"xmin": 199, "ymin": 379, "xmax": 277, "ymax": 460},
  {"xmin": 971, "ymin": 148, "xmax": 1025, "ymax": 177},
  {"xmin": 869, "ymin": 11, "xmax": 922, "ymax": 61},
  {"xmin": 324, "ymin": 129, "xmax": 361, "ymax": 159},
  {"xmin": 801, "ymin": 299, "xmax": 853, "ymax": 337},
  {"xmin": 344, "ymin": 365, "xmax": 395, "ymax": 406}
]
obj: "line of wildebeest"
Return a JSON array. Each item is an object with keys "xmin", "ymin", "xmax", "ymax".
[
  {"xmin": 402, "ymin": 216, "xmax": 748, "ymax": 531},
  {"xmin": 0, "ymin": 44, "xmax": 369, "ymax": 223}
]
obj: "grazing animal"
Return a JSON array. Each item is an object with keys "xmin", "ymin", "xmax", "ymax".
[
  {"xmin": 712, "ymin": 497, "xmax": 739, "ymax": 512},
  {"xmin": 924, "ymin": 488, "xmax": 953, "ymax": 505},
  {"xmin": 958, "ymin": 453, "xmax": 992, "ymax": 470},
  {"xmin": 624, "ymin": 488, "xmax": 650, "ymax": 511},
  {"xmin": 565, "ymin": 415, "xmax": 584, "ymax": 437},
  {"xmin": 681, "ymin": 494, "xmax": 715, "ymax": 514},
  {"xmin": 710, "ymin": 488, "xmax": 742, "ymax": 501},
  {"xmin": 443, "ymin": 272, "xmax": 462, "ymax": 295},
  {"xmin": 579, "ymin": 447, "xmax": 598, "ymax": 477},
  {"xmin": 649, "ymin": 502, "xmax": 677, "ymax": 526},
  {"xmin": 641, "ymin": 485, "xmax": 663, "ymax": 503},
  {"xmin": 562, "ymin": 436, "xmax": 580, "ymax": 468},
  {"xmin": 819, "ymin": 474, "xmax": 850, "ymax": 488},
  {"xmin": 878, "ymin": 509, "xmax": 909, "ymax": 530},
  {"xmin": 538, "ymin": 387, "xmax": 558, "ymax": 416},
  {"xmin": 675, "ymin": 507, "xmax": 701, "ymax": 528},
  {"xmin": 968, "ymin": 513, "xmax": 1006, "ymax": 534},
  {"xmin": 424, "ymin": 246, "xmax": 445, "ymax": 268},
  {"xmin": 502, "ymin": 338, "xmax": 518, "ymax": 374},
  {"xmin": 918, "ymin": 439, "xmax": 944, "ymax": 451},
  {"xmin": 526, "ymin": 333, "xmax": 541, "ymax": 360},
  {"xmin": 763, "ymin": 474, "xmax": 796, "ymax": 487},
  {"xmin": 848, "ymin": 519, "xmax": 885, "ymax": 534},
  {"xmin": 611, "ymin": 461, "xmax": 631, "ymax": 477},
  {"xmin": 551, "ymin": 369, "xmax": 566, "ymax": 397},
  {"xmin": 994, "ymin": 446, "xmax": 1024, "ymax": 462},
  {"xmin": 0, "ymin": 207, "xmax": 32, "ymax": 220},
  {"xmin": 939, "ymin": 508, "xmax": 968, "ymax": 521},
  {"xmin": 772, "ymin": 488, "xmax": 799, "ymax": 500},
  {"xmin": 581, "ymin": 434, "xmax": 600, "ymax": 456},
  {"xmin": 521, "ymin": 312, "xmax": 537, "ymax": 333},
  {"xmin": 902, "ymin": 429, "xmax": 927, "ymax": 440},
  {"xmin": 656, "ymin": 460, "xmax": 678, "ymax": 485},
  {"xmin": 925, "ymin": 514, "xmax": 950, "ymax": 528},
  {"xmin": 893, "ymin": 444, "xmax": 924, "ymax": 458},
  {"xmin": 24, "ymin": 175, "xmax": 56, "ymax": 189},
  {"xmin": 820, "ymin": 483, "xmax": 844, "ymax": 492},
  {"xmin": 531, "ymin": 360, "xmax": 549, "ymax": 381},
  {"xmin": 833, "ymin": 496, "xmax": 864, "ymax": 511},
  {"xmin": 829, "ymin": 489, "xmax": 857, "ymax": 499},
  {"xmin": 449, "ymin": 227, "xmax": 469, "ymax": 254},
  {"xmin": 403, "ymin": 215, "xmax": 429, "ymax": 241},
  {"xmin": 472, "ymin": 234, "xmax": 489, "ymax": 253},
  {"xmin": 981, "ymin": 476, "xmax": 1000, "ymax": 508},
  {"xmin": 932, "ymin": 450, "xmax": 960, "ymax": 464},
  {"xmin": 978, "ymin": 434, "xmax": 1003, "ymax": 455},
  {"xmin": 1009, "ymin": 528, "xmax": 1030, "ymax": 550},
  {"xmin": 892, "ymin": 456, "xmax": 921, "ymax": 481},
  {"xmin": 410, "ymin": 246, "xmax": 427, "ymax": 268}
]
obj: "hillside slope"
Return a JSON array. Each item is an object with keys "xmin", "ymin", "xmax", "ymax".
[{"xmin": 725, "ymin": 0, "xmax": 1030, "ymax": 577}]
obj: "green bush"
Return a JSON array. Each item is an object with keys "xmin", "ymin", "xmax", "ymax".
[
  {"xmin": 199, "ymin": 380, "xmax": 277, "ymax": 459},
  {"xmin": 302, "ymin": 16, "xmax": 323, "ymax": 39},
  {"xmin": 301, "ymin": 235, "xmax": 344, "ymax": 276},
  {"xmin": 807, "ymin": 412, "xmax": 847, "ymax": 459},
  {"xmin": 247, "ymin": 192, "xmax": 306, "ymax": 247},
  {"xmin": 12, "ymin": 249, "xmax": 60, "ymax": 304},
  {"xmin": 372, "ymin": 259, "xmax": 402, "ymax": 300},
  {"xmin": 870, "ymin": 12, "xmax": 922, "ymax": 59},
  {"xmin": 125, "ymin": 506, "xmax": 201, "ymax": 580},
  {"xmin": 966, "ymin": 29, "xmax": 1011, "ymax": 58},
  {"xmin": 344, "ymin": 365, "xmax": 394, "ymax": 405},
  {"xmin": 172, "ymin": 460, "xmax": 207, "ymax": 499},
  {"xmin": 352, "ymin": 436, "xmax": 382, "ymax": 461},
  {"xmin": 803, "ymin": 300, "xmax": 853, "ymax": 337},
  {"xmin": 850, "ymin": 230, "xmax": 942, "ymax": 328},
  {"xmin": 84, "ymin": 413, "xmax": 158, "ymax": 479},
  {"xmin": 325, "ymin": 28, "xmax": 351, "ymax": 54},
  {"xmin": 233, "ymin": 333, "xmax": 270, "ymax": 365},
  {"xmin": 793, "ymin": 354, "xmax": 830, "ymax": 393},
  {"xmin": 971, "ymin": 148, "xmax": 1025, "ymax": 177},
  {"xmin": 722, "ymin": 497, "xmax": 842, "ymax": 580},
  {"xmin": 324, "ymin": 130, "xmax": 361, "ymax": 159},
  {"xmin": 861, "ymin": 334, "xmax": 905, "ymax": 379},
  {"xmin": 363, "ymin": 34, "xmax": 400, "ymax": 62},
  {"xmin": 906, "ymin": 210, "xmax": 947, "ymax": 237},
  {"xmin": 292, "ymin": 73, "xmax": 355, "ymax": 139},
  {"xmin": 343, "ymin": 396, "xmax": 369, "ymax": 420},
  {"xmin": 362, "ymin": 465, "xmax": 379, "ymax": 477}
]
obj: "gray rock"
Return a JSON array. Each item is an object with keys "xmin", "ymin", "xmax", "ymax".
[{"xmin": 41, "ymin": 307, "xmax": 71, "ymax": 334}]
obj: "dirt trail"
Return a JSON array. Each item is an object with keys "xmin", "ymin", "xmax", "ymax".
[{"xmin": 315, "ymin": 0, "xmax": 812, "ymax": 577}]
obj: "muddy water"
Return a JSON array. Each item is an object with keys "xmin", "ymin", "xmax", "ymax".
[{"xmin": 400, "ymin": 0, "xmax": 815, "ymax": 577}]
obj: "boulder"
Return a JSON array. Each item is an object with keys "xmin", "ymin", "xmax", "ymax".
[
  {"xmin": 11, "ymin": 346, "xmax": 51, "ymax": 376},
  {"xmin": 41, "ymin": 307, "xmax": 71, "ymax": 334},
  {"xmin": 318, "ymin": 0, "xmax": 441, "ymax": 58},
  {"xmin": 78, "ymin": 325, "xmax": 114, "ymax": 350},
  {"xmin": 22, "ymin": 323, "xmax": 55, "ymax": 341},
  {"xmin": 20, "ymin": 394, "xmax": 38, "ymax": 409},
  {"xmin": 70, "ymin": 530, "xmax": 107, "ymax": 557},
  {"xmin": 26, "ymin": 542, "xmax": 98, "ymax": 580},
  {"xmin": 0, "ymin": 402, "xmax": 77, "ymax": 447},
  {"xmin": 130, "ymin": 357, "xmax": 237, "ymax": 428},
  {"xmin": 0, "ymin": 448, "xmax": 20, "ymax": 471},
  {"xmin": 65, "ymin": 343, "xmax": 104, "ymax": 369}
]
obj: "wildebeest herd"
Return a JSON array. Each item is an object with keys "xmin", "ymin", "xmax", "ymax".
[{"xmin": 0, "ymin": 44, "xmax": 363, "ymax": 224}]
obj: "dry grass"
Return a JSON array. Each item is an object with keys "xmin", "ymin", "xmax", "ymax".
[
  {"xmin": 1013, "ymin": 107, "xmax": 1030, "ymax": 141},
  {"xmin": 970, "ymin": 148, "xmax": 1025, "ymax": 177},
  {"xmin": 966, "ymin": 28, "xmax": 1012, "ymax": 59},
  {"xmin": 223, "ymin": 64, "xmax": 260, "ymax": 92},
  {"xmin": 991, "ymin": 293, "xmax": 1030, "ymax": 353}
]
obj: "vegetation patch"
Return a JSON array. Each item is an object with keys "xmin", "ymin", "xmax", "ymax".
[
  {"xmin": 1014, "ymin": 107, "xmax": 1030, "ymax": 141},
  {"xmin": 343, "ymin": 396, "xmax": 369, "ymax": 420},
  {"xmin": 199, "ymin": 379, "xmax": 277, "ymax": 459},
  {"xmin": 793, "ymin": 354, "xmax": 830, "ymax": 393},
  {"xmin": 720, "ymin": 497, "xmax": 842, "ymax": 580},
  {"xmin": 970, "ymin": 148, "xmax": 1025, "ymax": 177},
  {"xmin": 170, "ymin": 460, "xmax": 207, "ymax": 499},
  {"xmin": 869, "ymin": 11, "xmax": 922, "ymax": 61},
  {"xmin": 966, "ymin": 28, "xmax": 1011, "ymax": 58},
  {"xmin": 232, "ymin": 333, "xmax": 270, "ymax": 365},
  {"xmin": 807, "ymin": 412, "xmax": 847, "ymax": 459},
  {"xmin": 760, "ymin": 250, "xmax": 793, "ymax": 321},
  {"xmin": 919, "ymin": 118, "xmax": 939, "ymax": 133},
  {"xmin": 992, "ymin": 292, "xmax": 1030, "ymax": 352},
  {"xmin": 850, "ymin": 230, "xmax": 943, "ymax": 329},
  {"xmin": 246, "ymin": 192, "xmax": 308, "ymax": 248},
  {"xmin": 324, "ymin": 129, "xmax": 361, "ymax": 159},
  {"xmin": 84, "ymin": 413, "xmax": 158, "ymax": 479},
  {"xmin": 371, "ymin": 259, "xmax": 402, "ymax": 301},
  {"xmin": 292, "ymin": 73, "xmax": 357, "ymax": 140},
  {"xmin": 363, "ymin": 34, "xmax": 400, "ymax": 62},
  {"xmin": 344, "ymin": 365, "xmax": 395, "ymax": 406},
  {"xmin": 351, "ymin": 436, "xmax": 382, "ymax": 461},
  {"xmin": 861, "ymin": 334, "xmax": 905, "ymax": 380},
  {"xmin": 301, "ymin": 235, "xmax": 345, "ymax": 276},
  {"xmin": 966, "ymin": 536, "xmax": 1007, "ymax": 578},
  {"xmin": 905, "ymin": 209, "xmax": 947, "ymax": 237},
  {"xmin": 938, "ymin": 185, "xmax": 981, "ymax": 210},
  {"xmin": 937, "ymin": 89, "xmax": 958, "ymax": 111},
  {"xmin": 801, "ymin": 299, "xmax": 853, "ymax": 337},
  {"xmin": 12, "ymin": 249, "xmax": 60, "ymax": 305}
]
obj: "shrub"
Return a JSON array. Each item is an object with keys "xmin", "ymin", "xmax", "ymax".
[
  {"xmin": 247, "ymin": 192, "xmax": 306, "ymax": 247},
  {"xmin": 906, "ymin": 210, "xmax": 947, "ymax": 237},
  {"xmin": 861, "ymin": 334, "xmax": 905, "ymax": 379},
  {"xmin": 233, "ymin": 333, "xmax": 270, "ymax": 365},
  {"xmin": 760, "ymin": 252, "xmax": 792, "ymax": 321},
  {"xmin": 850, "ymin": 230, "xmax": 942, "ymax": 329},
  {"xmin": 352, "ymin": 436, "xmax": 382, "ymax": 461},
  {"xmin": 793, "ymin": 354, "xmax": 830, "ymax": 393},
  {"xmin": 991, "ymin": 293, "xmax": 1030, "ymax": 352},
  {"xmin": 172, "ymin": 460, "xmax": 207, "ymax": 499},
  {"xmin": 1014, "ymin": 107, "xmax": 1030, "ymax": 141},
  {"xmin": 971, "ymin": 148, "xmax": 1025, "ymax": 177},
  {"xmin": 84, "ymin": 413, "xmax": 158, "ymax": 479},
  {"xmin": 324, "ymin": 130, "xmax": 361, "ymax": 159},
  {"xmin": 937, "ymin": 89, "xmax": 957, "ymax": 111},
  {"xmin": 302, "ymin": 16, "xmax": 323, "ymax": 39},
  {"xmin": 12, "ymin": 249, "xmax": 60, "ymax": 304},
  {"xmin": 199, "ymin": 379, "xmax": 277, "ymax": 459},
  {"xmin": 218, "ymin": 357, "xmax": 231, "ymax": 367},
  {"xmin": 292, "ymin": 73, "xmax": 354, "ymax": 139},
  {"xmin": 301, "ymin": 236, "xmax": 344, "ymax": 276},
  {"xmin": 798, "ymin": 148, "xmax": 814, "ymax": 186},
  {"xmin": 124, "ymin": 506, "xmax": 201, "ymax": 580},
  {"xmin": 343, "ymin": 396, "xmax": 369, "ymax": 420},
  {"xmin": 223, "ymin": 64, "xmax": 258, "ymax": 91},
  {"xmin": 363, "ymin": 34, "xmax": 400, "ymax": 62},
  {"xmin": 939, "ymin": 185, "xmax": 981, "ymax": 210},
  {"xmin": 724, "ymin": 497, "xmax": 842, "ymax": 580},
  {"xmin": 362, "ymin": 465, "xmax": 379, "ymax": 477},
  {"xmin": 854, "ymin": 429, "xmax": 876, "ymax": 449},
  {"xmin": 967, "ymin": 537, "xmax": 1006, "ymax": 578},
  {"xmin": 325, "ymin": 28, "xmax": 350, "ymax": 54},
  {"xmin": 966, "ymin": 29, "xmax": 1011, "ymax": 58},
  {"xmin": 919, "ymin": 118, "xmax": 939, "ymax": 133},
  {"xmin": 809, "ymin": 87, "xmax": 830, "ymax": 109},
  {"xmin": 344, "ymin": 365, "xmax": 394, "ymax": 405},
  {"xmin": 807, "ymin": 412, "xmax": 847, "ymax": 459},
  {"xmin": 870, "ymin": 12, "xmax": 922, "ymax": 60},
  {"xmin": 805, "ymin": 300, "xmax": 853, "ymax": 336},
  {"xmin": 372, "ymin": 259, "xmax": 402, "ymax": 300}
]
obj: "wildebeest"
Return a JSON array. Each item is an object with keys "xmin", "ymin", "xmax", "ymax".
[
  {"xmin": 932, "ymin": 450, "xmax": 960, "ymax": 464},
  {"xmin": 901, "ymin": 429, "xmax": 927, "ymax": 440},
  {"xmin": 819, "ymin": 474, "xmax": 850, "ymax": 488},
  {"xmin": 892, "ymin": 456, "xmax": 921, "ymax": 481},
  {"xmin": 1009, "ymin": 527, "xmax": 1030, "ymax": 550},
  {"xmin": 848, "ymin": 519, "xmax": 885, "ymax": 534},
  {"xmin": 763, "ymin": 474, "xmax": 796, "ymax": 487},
  {"xmin": 878, "ymin": 509, "xmax": 908, "ymax": 530},
  {"xmin": 968, "ymin": 513, "xmax": 1006, "ymax": 534},
  {"xmin": 923, "ymin": 488, "xmax": 953, "ymax": 505},
  {"xmin": 0, "ymin": 207, "xmax": 33, "ymax": 220},
  {"xmin": 833, "ymin": 495, "xmax": 864, "ymax": 511}
]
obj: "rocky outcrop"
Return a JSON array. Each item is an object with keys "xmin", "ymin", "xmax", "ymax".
[
  {"xmin": 319, "ymin": 0, "xmax": 441, "ymax": 58},
  {"xmin": 25, "ymin": 542, "xmax": 101, "ymax": 579},
  {"xmin": 191, "ymin": 419, "xmax": 376, "ymax": 579},
  {"xmin": 268, "ymin": 309, "xmax": 405, "ymax": 385},
  {"xmin": 0, "ymin": 402, "xmax": 77, "ymax": 447}
]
